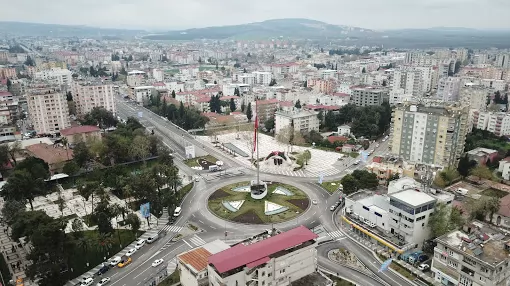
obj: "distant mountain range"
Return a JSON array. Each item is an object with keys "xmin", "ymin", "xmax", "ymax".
[
  {"xmin": 143, "ymin": 18, "xmax": 377, "ymax": 40},
  {"xmin": 1, "ymin": 19, "xmax": 510, "ymax": 48}
]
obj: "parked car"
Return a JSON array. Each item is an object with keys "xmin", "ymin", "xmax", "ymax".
[
  {"xmin": 330, "ymin": 205, "xmax": 336, "ymax": 211},
  {"xmin": 135, "ymin": 239, "xmax": 146, "ymax": 250},
  {"xmin": 96, "ymin": 277, "xmax": 110, "ymax": 286},
  {"xmin": 418, "ymin": 255, "xmax": 429, "ymax": 263},
  {"xmin": 96, "ymin": 264, "xmax": 110, "ymax": 276},
  {"xmin": 125, "ymin": 248, "xmax": 137, "ymax": 257},
  {"xmin": 418, "ymin": 264, "xmax": 430, "ymax": 272},
  {"xmin": 152, "ymin": 259, "xmax": 164, "ymax": 267},
  {"xmin": 109, "ymin": 256, "xmax": 121, "ymax": 267},
  {"xmin": 80, "ymin": 278, "xmax": 94, "ymax": 286}
]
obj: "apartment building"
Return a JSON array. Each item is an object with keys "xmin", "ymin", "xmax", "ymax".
[
  {"xmin": 460, "ymin": 85, "xmax": 490, "ymax": 112},
  {"xmin": 71, "ymin": 80, "xmax": 116, "ymax": 116},
  {"xmin": 252, "ymin": 71, "xmax": 273, "ymax": 86},
  {"xmin": 275, "ymin": 109, "xmax": 319, "ymax": 135},
  {"xmin": 308, "ymin": 78, "xmax": 336, "ymax": 94},
  {"xmin": 350, "ymin": 86, "xmax": 389, "ymax": 107},
  {"xmin": 34, "ymin": 68, "xmax": 73, "ymax": 86},
  {"xmin": 495, "ymin": 53, "xmax": 510, "ymax": 69},
  {"xmin": 27, "ymin": 85, "xmax": 71, "ymax": 134},
  {"xmin": 437, "ymin": 77, "xmax": 462, "ymax": 102},
  {"xmin": 128, "ymin": 86, "xmax": 153, "ymax": 103},
  {"xmin": 472, "ymin": 111, "xmax": 510, "ymax": 136},
  {"xmin": 390, "ymin": 101, "xmax": 469, "ymax": 168},
  {"xmin": 255, "ymin": 98, "xmax": 279, "ymax": 124},
  {"xmin": 207, "ymin": 226, "xmax": 319, "ymax": 286},
  {"xmin": 392, "ymin": 67, "xmax": 433, "ymax": 96},
  {"xmin": 0, "ymin": 67, "xmax": 16, "ymax": 79},
  {"xmin": 432, "ymin": 221, "xmax": 510, "ymax": 286}
]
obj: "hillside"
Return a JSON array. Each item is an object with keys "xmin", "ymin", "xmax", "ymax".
[{"xmin": 143, "ymin": 18, "xmax": 377, "ymax": 40}]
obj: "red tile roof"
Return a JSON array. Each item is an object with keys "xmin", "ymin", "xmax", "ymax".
[
  {"xmin": 256, "ymin": 99, "xmax": 279, "ymax": 105},
  {"xmin": 26, "ymin": 144, "xmax": 73, "ymax": 165},
  {"xmin": 327, "ymin": 136, "xmax": 349, "ymax": 144},
  {"xmin": 208, "ymin": 226, "xmax": 317, "ymax": 274},
  {"xmin": 60, "ymin": 125, "xmax": 100, "ymax": 136},
  {"xmin": 0, "ymin": 91, "xmax": 12, "ymax": 97},
  {"xmin": 178, "ymin": 247, "xmax": 212, "ymax": 272}
]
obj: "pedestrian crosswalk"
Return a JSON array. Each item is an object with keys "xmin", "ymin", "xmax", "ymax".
[
  {"xmin": 328, "ymin": 231, "xmax": 344, "ymax": 239},
  {"xmin": 161, "ymin": 225, "xmax": 183, "ymax": 233},
  {"xmin": 188, "ymin": 235, "xmax": 206, "ymax": 247}
]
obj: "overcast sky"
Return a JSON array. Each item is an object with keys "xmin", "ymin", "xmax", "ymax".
[{"xmin": 1, "ymin": 0, "xmax": 509, "ymax": 30}]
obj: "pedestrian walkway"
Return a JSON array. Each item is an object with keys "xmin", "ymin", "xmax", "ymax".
[
  {"xmin": 185, "ymin": 235, "xmax": 206, "ymax": 247},
  {"xmin": 160, "ymin": 225, "xmax": 183, "ymax": 233},
  {"xmin": 328, "ymin": 230, "xmax": 345, "ymax": 239}
]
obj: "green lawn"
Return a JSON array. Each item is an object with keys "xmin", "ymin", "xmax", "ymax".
[
  {"xmin": 68, "ymin": 229, "xmax": 141, "ymax": 280},
  {"xmin": 184, "ymin": 155, "xmax": 218, "ymax": 168},
  {"xmin": 480, "ymin": 188, "xmax": 508, "ymax": 199},
  {"xmin": 208, "ymin": 182, "xmax": 309, "ymax": 224},
  {"xmin": 320, "ymin": 181, "xmax": 342, "ymax": 194},
  {"xmin": 390, "ymin": 262, "xmax": 416, "ymax": 280},
  {"xmin": 159, "ymin": 269, "xmax": 180, "ymax": 285}
]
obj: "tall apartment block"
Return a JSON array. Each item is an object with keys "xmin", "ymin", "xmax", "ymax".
[
  {"xmin": 27, "ymin": 84, "xmax": 71, "ymax": 134},
  {"xmin": 350, "ymin": 86, "xmax": 389, "ymax": 107},
  {"xmin": 389, "ymin": 101, "xmax": 469, "ymax": 168},
  {"xmin": 71, "ymin": 80, "xmax": 116, "ymax": 116}
]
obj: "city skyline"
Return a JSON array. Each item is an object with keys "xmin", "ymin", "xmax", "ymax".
[{"xmin": 1, "ymin": 0, "xmax": 510, "ymax": 31}]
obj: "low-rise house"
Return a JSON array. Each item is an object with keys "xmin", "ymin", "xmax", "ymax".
[
  {"xmin": 26, "ymin": 143, "xmax": 73, "ymax": 174},
  {"xmin": 466, "ymin": 147, "xmax": 498, "ymax": 166},
  {"xmin": 60, "ymin": 125, "xmax": 101, "ymax": 145}
]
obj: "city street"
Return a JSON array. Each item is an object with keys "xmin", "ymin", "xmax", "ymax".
[{"xmin": 69, "ymin": 97, "xmax": 415, "ymax": 286}]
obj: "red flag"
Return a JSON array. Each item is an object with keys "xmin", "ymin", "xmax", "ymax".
[{"xmin": 254, "ymin": 115, "xmax": 258, "ymax": 152}]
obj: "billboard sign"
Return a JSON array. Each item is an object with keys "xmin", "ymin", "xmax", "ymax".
[{"xmin": 140, "ymin": 202, "xmax": 150, "ymax": 218}]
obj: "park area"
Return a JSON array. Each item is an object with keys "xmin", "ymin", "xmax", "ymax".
[
  {"xmin": 184, "ymin": 155, "xmax": 218, "ymax": 169},
  {"xmin": 207, "ymin": 181, "xmax": 309, "ymax": 224}
]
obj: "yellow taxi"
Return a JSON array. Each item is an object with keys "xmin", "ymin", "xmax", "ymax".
[{"xmin": 117, "ymin": 255, "xmax": 132, "ymax": 268}]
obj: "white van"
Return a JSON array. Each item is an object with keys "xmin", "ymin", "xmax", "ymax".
[
  {"xmin": 147, "ymin": 233, "xmax": 159, "ymax": 244},
  {"xmin": 173, "ymin": 207, "xmax": 182, "ymax": 217}
]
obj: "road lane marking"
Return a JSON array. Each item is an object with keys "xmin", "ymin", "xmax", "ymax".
[
  {"xmin": 182, "ymin": 239, "xmax": 193, "ymax": 248},
  {"xmin": 210, "ymin": 226, "xmax": 216, "ymax": 229},
  {"xmin": 199, "ymin": 220, "xmax": 204, "ymax": 224}
]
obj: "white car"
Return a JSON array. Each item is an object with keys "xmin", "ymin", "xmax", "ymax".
[
  {"xmin": 135, "ymin": 239, "xmax": 146, "ymax": 250},
  {"xmin": 125, "ymin": 248, "xmax": 137, "ymax": 257},
  {"xmin": 418, "ymin": 264, "xmax": 430, "ymax": 271},
  {"xmin": 96, "ymin": 278, "xmax": 110, "ymax": 286},
  {"xmin": 109, "ymin": 256, "xmax": 122, "ymax": 267},
  {"xmin": 312, "ymin": 199, "xmax": 318, "ymax": 205},
  {"xmin": 152, "ymin": 259, "xmax": 164, "ymax": 267},
  {"xmin": 80, "ymin": 277, "xmax": 94, "ymax": 286}
]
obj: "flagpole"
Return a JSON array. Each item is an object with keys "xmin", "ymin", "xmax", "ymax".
[{"xmin": 256, "ymin": 101, "xmax": 260, "ymax": 185}]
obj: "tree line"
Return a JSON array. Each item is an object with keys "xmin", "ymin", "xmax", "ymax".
[{"xmin": 146, "ymin": 91, "xmax": 209, "ymax": 130}]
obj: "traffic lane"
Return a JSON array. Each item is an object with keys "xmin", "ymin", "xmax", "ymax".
[
  {"xmin": 109, "ymin": 241, "xmax": 189, "ymax": 286},
  {"xmin": 319, "ymin": 257, "xmax": 385, "ymax": 286},
  {"xmin": 338, "ymin": 238, "xmax": 412, "ymax": 286}
]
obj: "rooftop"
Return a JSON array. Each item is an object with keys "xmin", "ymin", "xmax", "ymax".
[
  {"xmin": 177, "ymin": 240, "xmax": 230, "ymax": 274},
  {"xmin": 208, "ymin": 225, "xmax": 318, "ymax": 274},
  {"xmin": 390, "ymin": 189, "xmax": 435, "ymax": 207},
  {"xmin": 60, "ymin": 125, "xmax": 100, "ymax": 136},
  {"xmin": 26, "ymin": 143, "xmax": 73, "ymax": 165},
  {"xmin": 436, "ymin": 221, "xmax": 510, "ymax": 267}
]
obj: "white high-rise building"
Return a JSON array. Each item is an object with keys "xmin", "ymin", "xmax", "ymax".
[
  {"xmin": 34, "ymin": 68, "xmax": 73, "ymax": 86},
  {"xmin": 392, "ymin": 67, "xmax": 433, "ymax": 97},
  {"xmin": 275, "ymin": 109, "xmax": 319, "ymax": 135},
  {"xmin": 252, "ymin": 71, "xmax": 273, "ymax": 85},
  {"xmin": 437, "ymin": 77, "xmax": 462, "ymax": 102},
  {"xmin": 71, "ymin": 80, "xmax": 116, "ymax": 116},
  {"xmin": 27, "ymin": 85, "xmax": 71, "ymax": 134},
  {"xmin": 152, "ymin": 68, "xmax": 164, "ymax": 82}
]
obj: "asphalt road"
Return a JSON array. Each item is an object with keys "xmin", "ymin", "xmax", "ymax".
[{"xmin": 87, "ymin": 96, "xmax": 414, "ymax": 286}]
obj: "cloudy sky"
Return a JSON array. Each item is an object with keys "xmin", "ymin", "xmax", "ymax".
[{"xmin": 1, "ymin": 0, "xmax": 509, "ymax": 30}]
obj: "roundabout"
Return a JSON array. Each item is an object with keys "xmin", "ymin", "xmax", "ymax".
[{"xmin": 207, "ymin": 181, "xmax": 310, "ymax": 224}]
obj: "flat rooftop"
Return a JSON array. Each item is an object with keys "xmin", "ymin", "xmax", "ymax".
[
  {"xmin": 437, "ymin": 221, "xmax": 510, "ymax": 266},
  {"xmin": 390, "ymin": 189, "xmax": 435, "ymax": 207}
]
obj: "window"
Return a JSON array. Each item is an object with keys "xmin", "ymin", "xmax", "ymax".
[
  {"xmin": 375, "ymin": 212, "xmax": 382, "ymax": 217},
  {"xmin": 363, "ymin": 206, "xmax": 369, "ymax": 211}
]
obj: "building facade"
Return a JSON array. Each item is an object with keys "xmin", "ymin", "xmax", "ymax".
[
  {"xmin": 437, "ymin": 77, "xmax": 462, "ymax": 102},
  {"xmin": 27, "ymin": 85, "xmax": 71, "ymax": 134},
  {"xmin": 472, "ymin": 111, "xmax": 510, "ymax": 137},
  {"xmin": 390, "ymin": 101, "xmax": 469, "ymax": 167},
  {"xmin": 71, "ymin": 80, "xmax": 116, "ymax": 116},
  {"xmin": 274, "ymin": 109, "xmax": 319, "ymax": 135},
  {"xmin": 432, "ymin": 221, "xmax": 510, "ymax": 286},
  {"xmin": 350, "ymin": 86, "xmax": 388, "ymax": 107}
]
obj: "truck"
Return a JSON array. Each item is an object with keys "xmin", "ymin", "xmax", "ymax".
[{"xmin": 209, "ymin": 165, "xmax": 219, "ymax": 172}]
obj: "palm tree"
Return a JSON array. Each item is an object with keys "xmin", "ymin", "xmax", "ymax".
[
  {"xmin": 126, "ymin": 213, "xmax": 141, "ymax": 239},
  {"xmin": 61, "ymin": 137, "xmax": 70, "ymax": 160}
]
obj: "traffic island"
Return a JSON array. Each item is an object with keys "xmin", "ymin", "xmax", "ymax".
[{"xmin": 207, "ymin": 181, "xmax": 310, "ymax": 224}]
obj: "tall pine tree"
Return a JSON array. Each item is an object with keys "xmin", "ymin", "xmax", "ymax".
[{"xmin": 246, "ymin": 103, "xmax": 253, "ymax": 122}]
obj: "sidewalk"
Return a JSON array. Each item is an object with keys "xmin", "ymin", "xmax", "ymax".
[{"xmin": 0, "ymin": 222, "xmax": 32, "ymax": 286}]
